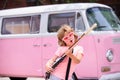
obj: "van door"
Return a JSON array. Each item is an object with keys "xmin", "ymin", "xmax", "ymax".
[
  {"xmin": 42, "ymin": 11, "xmax": 98, "ymax": 78},
  {"xmin": 0, "ymin": 15, "xmax": 43, "ymax": 77},
  {"xmin": 86, "ymin": 7, "xmax": 120, "ymax": 78}
]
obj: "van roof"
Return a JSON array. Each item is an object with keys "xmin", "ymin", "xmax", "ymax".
[{"xmin": 0, "ymin": 3, "xmax": 110, "ymax": 17}]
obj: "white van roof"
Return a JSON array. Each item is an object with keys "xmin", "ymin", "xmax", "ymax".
[{"xmin": 0, "ymin": 3, "xmax": 110, "ymax": 17}]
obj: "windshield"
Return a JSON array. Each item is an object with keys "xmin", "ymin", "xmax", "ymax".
[{"xmin": 86, "ymin": 7, "xmax": 120, "ymax": 31}]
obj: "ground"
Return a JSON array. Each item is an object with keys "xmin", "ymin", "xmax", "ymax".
[{"xmin": 0, "ymin": 77, "xmax": 44, "ymax": 80}]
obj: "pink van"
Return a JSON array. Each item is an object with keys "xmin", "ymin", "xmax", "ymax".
[{"xmin": 0, "ymin": 3, "xmax": 120, "ymax": 80}]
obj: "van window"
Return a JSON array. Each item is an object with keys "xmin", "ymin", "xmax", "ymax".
[
  {"xmin": 86, "ymin": 7, "xmax": 120, "ymax": 31},
  {"xmin": 1, "ymin": 15, "xmax": 40, "ymax": 34},
  {"xmin": 76, "ymin": 13, "xmax": 85, "ymax": 31},
  {"xmin": 48, "ymin": 12, "xmax": 75, "ymax": 32}
]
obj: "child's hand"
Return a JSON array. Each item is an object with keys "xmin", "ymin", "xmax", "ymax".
[
  {"xmin": 45, "ymin": 60, "xmax": 54, "ymax": 72},
  {"xmin": 65, "ymin": 49, "xmax": 73, "ymax": 56}
]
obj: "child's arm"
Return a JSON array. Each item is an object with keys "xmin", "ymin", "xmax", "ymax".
[
  {"xmin": 65, "ymin": 49, "xmax": 83, "ymax": 64},
  {"xmin": 45, "ymin": 55, "xmax": 58, "ymax": 72}
]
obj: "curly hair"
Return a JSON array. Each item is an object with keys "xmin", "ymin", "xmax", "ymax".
[{"xmin": 57, "ymin": 24, "xmax": 78, "ymax": 46}]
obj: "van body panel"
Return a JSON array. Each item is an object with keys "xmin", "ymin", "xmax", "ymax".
[
  {"xmin": 0, "ymin": 37, "xmax": 43, "ymax": 77},
  {"xmin": 94, "ymin": 32, "xmax": 120, "ymax": 77}
]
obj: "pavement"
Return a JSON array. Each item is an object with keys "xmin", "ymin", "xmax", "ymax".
[{"xmin": 0, "ymin": 77, "xmax": 44, "ymax": 80}]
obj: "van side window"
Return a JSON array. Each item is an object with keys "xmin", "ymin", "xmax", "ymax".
[
  {"xmin": 1, "ymin": 15, "xmax": 40, "ymax": 34},
  {"xmin": 76, "ymin": 13, "xmax": 85, "ymax": 31},
  {"xmin": 48, "ymin": 12, "xmax": 75, "ymax": 32}
]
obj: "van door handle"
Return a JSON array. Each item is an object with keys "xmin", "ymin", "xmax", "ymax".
[
  {"xmin": 33, "ymin": 44, "xmax": 41, "ymax": 47},
  {"xmin": 43, "ymin": 44, "xmax": 47, "ymax": 47},
  {"xmin": 43, "ymin": 44, "xmax": 51, "ymax": 47}
]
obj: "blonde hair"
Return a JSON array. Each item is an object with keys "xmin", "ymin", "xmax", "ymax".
[{"xmin": 57, "ymin": 24, "xmax": 78, "ymax": 46}]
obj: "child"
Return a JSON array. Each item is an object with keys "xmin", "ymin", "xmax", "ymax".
[{"xmin": 45, "ymin": 24, "xmax": 84, "ymax": 80}]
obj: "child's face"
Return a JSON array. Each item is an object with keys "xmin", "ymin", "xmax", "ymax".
[{"xmin": 62, "ymin": 31, "xmax": 75, "ymax": 46}]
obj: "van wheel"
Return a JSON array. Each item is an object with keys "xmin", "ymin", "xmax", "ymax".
[{"xmin": 9, "ymin": 77, "xmax": 27, "ymax": 80}]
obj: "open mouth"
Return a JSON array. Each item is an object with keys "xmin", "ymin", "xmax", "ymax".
[{"xmin": 70, "ymin": 40, "xmax": 73, "ymax": 43}]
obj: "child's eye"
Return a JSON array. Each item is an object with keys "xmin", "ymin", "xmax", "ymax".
[{"xmin": 64, "ymin": 37, "xmax": 68, "ymax": 40}]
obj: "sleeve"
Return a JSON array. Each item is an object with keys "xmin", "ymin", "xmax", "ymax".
[{"xmin": 76, "ymin": 46, "xmax": 84, "ymax": 56}]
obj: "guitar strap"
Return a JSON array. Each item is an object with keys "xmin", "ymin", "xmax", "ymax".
[
  {"xmin": 65, "ymin": 49, "xmax": 78, "ymax": 80},
  {"xmin": 65, "ymin": 56, "xmax": 71, "ymax": 80}
]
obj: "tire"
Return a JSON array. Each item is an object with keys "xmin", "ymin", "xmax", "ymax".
[{"xmin": 9, "ymin": 77, "xmax": 27, "ymax": 80}]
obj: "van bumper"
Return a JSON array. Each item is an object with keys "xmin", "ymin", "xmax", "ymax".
[{"xmin": 99, "ymin": 73, "xmax": 120, "ymax": 80}]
